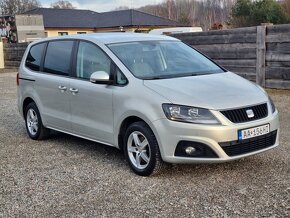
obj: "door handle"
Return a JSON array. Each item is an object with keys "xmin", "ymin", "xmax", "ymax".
[
  {"xmin": 58, "ymin": 85, "xmax": 67, "ymax": 92},
  {"xmin": 69, "ymin": 88, "xmax": 79, "ymax": 95}
]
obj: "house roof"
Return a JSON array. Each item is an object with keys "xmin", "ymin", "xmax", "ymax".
[
  {"xmin": 23, "ymin": 8, "xmax": 99, "ymax": 28},
  {"xmin": 96, "ymin": 10, "xmax": 180, "ymax": 28},
  {"xmin": 23, "ymin": 8, "xmax": 180, "ymax": 29}
]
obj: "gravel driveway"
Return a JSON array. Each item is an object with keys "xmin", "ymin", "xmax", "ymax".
[{"xmin": 0, "ymin": 72, "xmax": 289, "ymax": 217}]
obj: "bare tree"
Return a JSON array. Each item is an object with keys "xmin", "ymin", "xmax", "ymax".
[
  {"xmin": 114, "ymin": 6, "xmax": 130, "ymax": 11},
  {"xmin": 50, "ymin": 0, "xmax": 75, "ymax": 9},
  {"xmin": 0, "ymin": 0, "xmax": 41, "ymax": 15},
  {"xmin": 139, "ymin": 3, "xmax": 168, "ymax": 18},
  {"xmin": 282, "ymin": 0, "xmax": 290, "ymax": 20},
  {"xmin": 137, "ymin": 0, "xmax": 236, "ymax": 30}
]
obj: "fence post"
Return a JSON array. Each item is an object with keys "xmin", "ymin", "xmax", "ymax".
[{"xmin": 256, "ymin": 26, "xmax": 266, "ymax": 87}]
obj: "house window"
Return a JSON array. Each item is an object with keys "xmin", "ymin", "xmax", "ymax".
[
  {"xmin": 58, "ymin": 32, "xmax": 68, "ymax": 36},
  {"xmin": 77, "ymin": 32, "xmax": 86, "ymax": 34}
]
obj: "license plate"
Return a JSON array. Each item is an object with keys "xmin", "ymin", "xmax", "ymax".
[{"xmin": 238, "ymin": 124, "xmax": 270, "ymax": 141}]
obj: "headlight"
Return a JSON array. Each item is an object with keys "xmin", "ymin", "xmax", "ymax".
[
  {"xmin": 162, "ymin": 104, "xmax": 220, "ymax": 124},
  {"xmin": 268, "ymin": 96, "xmax": 276, "ymax": 113}
]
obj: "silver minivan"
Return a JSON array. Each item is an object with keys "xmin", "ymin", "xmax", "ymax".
[{"xmin": 17, "ymin": 33, "xmax": 279, "ymax": 176}]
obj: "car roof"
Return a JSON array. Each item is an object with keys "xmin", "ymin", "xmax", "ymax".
[{"xmin": 31, "ymin": 33, "xmax": 179, "ymax": 45}]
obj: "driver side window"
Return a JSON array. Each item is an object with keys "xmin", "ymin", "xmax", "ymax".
[{"xmin": 76, "ymin": 41, "xmax": 111, "ymax": 80}]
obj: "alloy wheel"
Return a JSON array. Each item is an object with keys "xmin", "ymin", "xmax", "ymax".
[
  {"xmin": 26, "ymin": 108, "xmax": 39, "ymax": 136},
  {"xmin": 127, "ymin": 131, "xmax": 151, "ymax": 170}
]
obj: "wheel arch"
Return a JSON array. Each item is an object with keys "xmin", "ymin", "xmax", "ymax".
[
  {"xmin": 116, "ymin": 111, "xmax": 164, "ymax": 154},
  {"xmin": 118, "ymin": 116, "xmax": 166, "ymax": 176},
  {"xmin": 118, "ymin": 116, "xmax": 145, "ymax": 151},
  {"xmin": 22, "ymin": 97, "xmax": 36, "ymax": 117}
]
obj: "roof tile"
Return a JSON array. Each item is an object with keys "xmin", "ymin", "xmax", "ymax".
[{"xmin": 23, "ymin": 8, "xmax": 179, "ymax": 28}]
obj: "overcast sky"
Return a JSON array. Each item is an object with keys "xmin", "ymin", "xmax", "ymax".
[{"xmin": 39, "ymin": 0, "xmax": 164, "ymax": 12}]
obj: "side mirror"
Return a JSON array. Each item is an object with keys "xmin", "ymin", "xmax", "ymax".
[{"xmin": 90, "ymin": 71, "xmax": 111, "ymax": 84}]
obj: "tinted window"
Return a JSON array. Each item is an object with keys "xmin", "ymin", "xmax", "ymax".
[
  {"xmin": 25, "ymin": 43, "xmax": 46, "ymax": 71},
  {"xmin": 44, "ymin": 41, "xmax": 73, "ymax": 76},
  {"xmin": 76, "ymin": 41, "xmax": 111, "ymax": 80}
]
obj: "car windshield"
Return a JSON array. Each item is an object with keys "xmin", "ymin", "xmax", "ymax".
[{"xmin": 107, "ymin": 40, "xmax": 224, "ymax": 80}]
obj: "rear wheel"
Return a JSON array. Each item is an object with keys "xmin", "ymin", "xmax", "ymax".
[
  {"xmin": 124, "ymin": 121, "xmax": 165, "ymax": 176},
  {"xmin": 25, "ymin": 102, "xmax": 49, "ymax": 140}
]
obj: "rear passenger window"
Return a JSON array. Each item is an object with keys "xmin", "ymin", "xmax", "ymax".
[
  {"xmin": 25, "ymin": 43, "xmax": 46, "ymax": 71},
  {"xmin": 44, "ymin": 41, "xmax": 73, "ymax": 76}
]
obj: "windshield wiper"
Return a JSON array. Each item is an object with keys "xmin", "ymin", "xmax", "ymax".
[
  {"xmin": 144, "ymin": 74, "xmax": 199, "ymax": 80},
  {"xmin": 188, "ymin": 72, "xmax": 215, "ymax": 76},
  {"xmin": 143, "ymin": 76, "xmax": 165, "ymax": 80},
  {"xmin": 189, "ymin": 73, "xmax": 200, "ymax": 76},
  {"xmin": 143, "ymin": 72, "xmax": 215, "ymax": 80}
]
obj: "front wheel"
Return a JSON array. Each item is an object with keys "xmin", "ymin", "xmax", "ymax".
[{"xmin": 124, "ymin": 121, "xmax": 165, "ymax": 176}]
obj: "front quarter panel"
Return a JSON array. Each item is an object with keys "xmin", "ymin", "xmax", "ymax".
[{"xmin": 112, "ymin": 79, "xmax": 170, "ymax": 151}]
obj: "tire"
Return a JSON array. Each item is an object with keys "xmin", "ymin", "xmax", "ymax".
[
  {"xmin": 124, "ymin": 121, "xmax": 165, "ymax": 176},
  {"xmin": 24, "ymin": 102, "xmax": 50, "ymax": 140}
]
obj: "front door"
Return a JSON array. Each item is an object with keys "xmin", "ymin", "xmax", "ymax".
[{"xmin": 69, "ymin": 41, "xmax": 114, "ymax": 144}]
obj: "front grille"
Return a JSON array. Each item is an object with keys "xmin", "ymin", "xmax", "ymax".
[
  {"xmin": 221, "ymin": 103, "xmax": 268, "ymax": 123},
  {"xmin": 219, "ymin": 130, "xmax": 277, "ymax": 157}
]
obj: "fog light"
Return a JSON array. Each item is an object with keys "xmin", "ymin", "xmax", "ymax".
[{"xmin": 185, "ymin": 146, "xmax": 196, "ymax": 155}]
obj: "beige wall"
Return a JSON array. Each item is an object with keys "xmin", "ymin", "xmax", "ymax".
[
  {"xmin": 45, "ymin": 28, "xmax": 95, "ymax": 37},
  {"xmin": 45, "ymin": 28, "xmax": 138, "ymax": 36},
  {"xmin": 44, "ymin": 26, "xmax": 174, "ymax": 37},
  {"xmin": 95, "ymin": 27, "xmax": 148, "ymax": 32}
]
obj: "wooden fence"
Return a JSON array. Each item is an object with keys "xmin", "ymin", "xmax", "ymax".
[
  {"xmin": 2, "ymin": 25, "xmax": 290, "ymax": 89},
  {"xmin": 173, "ymin": 24, "xmax": 290, "ymax": 89},
  {"xmin": 265, "ymin": 25, "xmax": 290, "ymax": 89}
]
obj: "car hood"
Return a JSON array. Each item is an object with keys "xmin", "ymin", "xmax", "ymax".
[{"xmin": 143, "ymin": 72, "xmax": 268, "ymax": 110}]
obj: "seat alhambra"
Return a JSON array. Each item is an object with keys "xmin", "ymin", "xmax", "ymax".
[{"xmin": 17, "ymin": 33, "xmax": 279, "ymax": 176}]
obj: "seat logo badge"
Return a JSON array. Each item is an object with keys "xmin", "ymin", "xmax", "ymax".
[{"xmin": 246, "ymin": 109, "xmax": 254, "ymax": 118}]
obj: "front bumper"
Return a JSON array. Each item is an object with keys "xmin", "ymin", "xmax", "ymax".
[{"xmin": 152, "ymin": 110, "xmax": 279, "ymax": 164}]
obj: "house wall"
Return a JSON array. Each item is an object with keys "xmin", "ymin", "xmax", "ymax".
[
  {"xmin": 44, "ymin": 26, "xmax": 174, "ymax": 36},
  {"xmin": 94, "ymin": 26, "xmax": 177, "ymax": 33},
  {"xmin": 95, "ymin": 27, "xmax": 152, "ymax": 33},
  {"xmin": 45, "ymin": 28, "xmax": 95, "ymax": 37}
]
